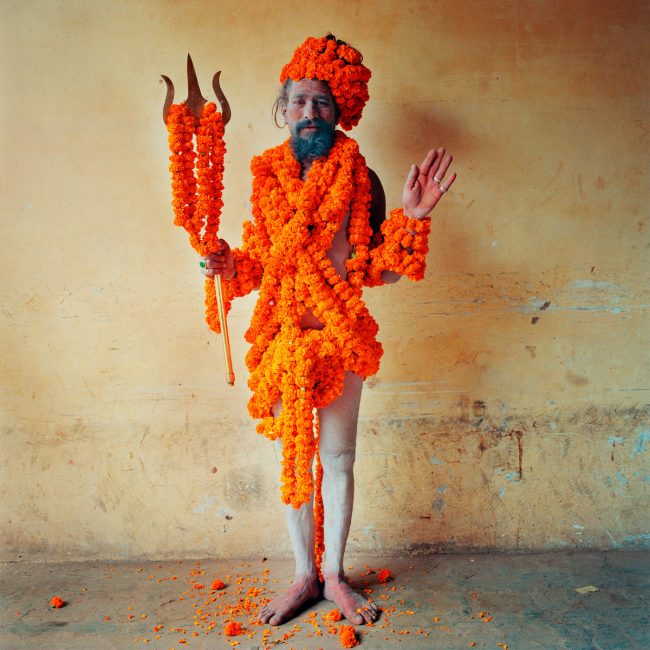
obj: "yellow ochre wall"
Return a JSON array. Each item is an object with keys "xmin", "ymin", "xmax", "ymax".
[{"xmin": 1, "ymin": 0, "xmax": 648, "ymax": 561}]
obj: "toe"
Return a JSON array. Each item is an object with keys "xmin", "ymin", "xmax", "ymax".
[
  {"xmin": 360, "ymin": 608, "xmax": 374, "ymax": 624},
  {"xmin": 349, "ymin": 611, "xmax": 364, "ymax": 625}
]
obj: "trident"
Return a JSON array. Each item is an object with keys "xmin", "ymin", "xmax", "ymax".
[{"xmin": 162, "ymin": 55, "xmax": 235, "ymax": 386}]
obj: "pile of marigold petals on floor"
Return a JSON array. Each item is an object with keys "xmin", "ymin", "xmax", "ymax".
[{"xmin": 110, "ymin": 560, "xmax": 456, "ymax": 648}]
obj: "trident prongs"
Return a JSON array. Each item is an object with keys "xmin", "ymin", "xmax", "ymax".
[
  {"xmin": 161, "ymin": 54, "xmax": 231, "ymax": 127},
  {"xmin": 161, "ymin": 74, "xmax": 174, "ymax": 123},
  {"xmin": 212, "ymin": 71, "xmax": 231, "ymax": 126}
]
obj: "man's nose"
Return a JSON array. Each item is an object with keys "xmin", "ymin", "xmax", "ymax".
[{"xmin": 303, "ymin": 100, "xmax": 318, "ymax": 120}]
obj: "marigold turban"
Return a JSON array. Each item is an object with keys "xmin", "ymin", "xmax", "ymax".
[{"xmin": 280, "ymin": 35, "xmax": 371, "ymax": 131}]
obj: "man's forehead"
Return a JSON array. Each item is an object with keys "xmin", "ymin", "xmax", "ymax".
[{"xmin": 288, "ymin": 79, "xmax": 333, "ymax": 97}]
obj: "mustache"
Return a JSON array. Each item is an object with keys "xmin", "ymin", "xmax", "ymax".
[{"xmin": 296, "ymin": 117, "xmax": 330, "ymax": 131}]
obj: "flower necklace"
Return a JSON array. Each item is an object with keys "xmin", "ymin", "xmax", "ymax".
[
  {"xmin": 189, "ymin": 127, "xmax": 431, "ymax": 573},
  {"xmin": 237, "ymin": 131, "xmax": 385, "ymax": 572},
  {"xmin": 243, "ymin": 133, "xmax": 384, "ymax": 507},
  {"xmin": 166, "ymin": 101, "xmax": 226, "ymax": 333}
]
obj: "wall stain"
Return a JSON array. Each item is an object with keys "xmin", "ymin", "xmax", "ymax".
[
  {"xmin": 508, "ymin": 430, "xmax": 524, "ymax": 479},
  {"xmin": 566, "ymin": 371, "xmax": 589, "ymax": 386}
]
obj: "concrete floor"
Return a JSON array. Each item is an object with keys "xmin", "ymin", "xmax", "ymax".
[{"xmin": 1, "ymin": 551, "xmax": 648, "ymax": 649}]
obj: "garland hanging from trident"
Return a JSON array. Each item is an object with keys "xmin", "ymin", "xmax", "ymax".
[{"xmin": 161, "ymin": 55, "xmax": 235, "ymax": 385}]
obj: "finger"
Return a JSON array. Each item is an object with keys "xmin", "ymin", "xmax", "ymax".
[
  {"xmin": 201, "ymin": 258, "xmax": 226, "ymax": 275},
  {"xmin": 439, "ymin": 171, "xmax": 457, "ymax": 193},
  {"xmin": 434, "ymin": 153, "xmax": 453, "ymax": 183},
  {"xmin": 405, "ymin": 164, "xmax": 419, "ymax": 190},
  {"xmin": 206, "ymin": 253, "xmax": 227, "ymax": 266},
  {"xmin": 429, "ymin": 147, "xmax": 445, "ymax": 179},
  {"xmin": 418, "ymin": 149, "xmax": 438, "ymax": 177}
]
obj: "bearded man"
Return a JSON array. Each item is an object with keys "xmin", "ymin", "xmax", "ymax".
[{"xmin": 201, "ymin": 35, "xmax": 456, "ymax": 626}]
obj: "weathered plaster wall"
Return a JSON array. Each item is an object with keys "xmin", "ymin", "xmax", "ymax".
[{"xmin": 1, "ymin": 0, "xmax": 648, "ymax": 561}]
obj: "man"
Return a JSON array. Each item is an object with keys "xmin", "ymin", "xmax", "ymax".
[{"xmin": 201, "ymin": 35, "xmax": 456, "ymax": 626}]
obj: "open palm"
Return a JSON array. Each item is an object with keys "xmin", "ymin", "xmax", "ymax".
[{"xmin": 403, "ymin": 148, "xmax": 456, "ymax": 219}]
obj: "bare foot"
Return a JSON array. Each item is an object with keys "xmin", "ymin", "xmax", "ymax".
[
  {"xmin": 323, "ymin": 572, "xmax": 379, "ymax": 624},
  {"xmin": 259, "ymin": 573, "xmax": 322, "ymax": 625}
]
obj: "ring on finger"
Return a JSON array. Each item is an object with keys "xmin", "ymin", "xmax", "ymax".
[
  {"xmin": 434, "ymin": 176, "xmax": 442, "ymax": 184},
  {"xmin": 440, "ymin": 185, "xmax": 447, "ymax": 193}
]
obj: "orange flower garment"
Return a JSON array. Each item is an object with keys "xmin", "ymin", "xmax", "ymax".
[{"xmin": 216, "ymin": 131, "xmax": 430, "ymax": 508}]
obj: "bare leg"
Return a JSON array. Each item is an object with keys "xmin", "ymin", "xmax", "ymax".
[
  {"xmin": 319, "ymin": 371, "xmax": 379, "ymax": 624},
  {"xmin": 259, "ymin": 402, "xmax": 321, "ymax": 625}
]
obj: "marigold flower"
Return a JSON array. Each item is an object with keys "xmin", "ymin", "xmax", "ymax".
[
  {"xmin": 211, "ymin": 578, "xmax": 226, "ymax": 590},
  {"xmin": 50, "ymin": 596, "xmax": 65, "ymax": 608},
  {"xmin": 224, "ymin": 620, "xmax": 244, "ymax": 636},
  {"xmin": 338, "ymin": 624, "xmax": 359, "ymax": 647},
  {"xmin": 324, "ymin": 608, "xmax": 343, "ymax": 622},
  {"xmin": 378, "ymin": 569, "xmax": 393, "ymax": 583}
]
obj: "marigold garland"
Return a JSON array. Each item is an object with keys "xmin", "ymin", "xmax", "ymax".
[
  {"xmin": 213, "ymin": 130, "xmax": 430, "ymax": 527},
  {"xmin": 366, "ymin": 209, "xmax": 431, "ymax": 285},
  {"xmin": 280, "ymin": 35, "xmax": 371, "ymax": 131},
  {"xmin": 169, "ymin": 106, "xmax": 431, "ymax": 573},
  {"xmin": 166, "ymin": 101, "xmax": 226, "ymax": 334}
]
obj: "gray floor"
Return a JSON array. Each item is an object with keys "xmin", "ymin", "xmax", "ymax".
[{"xmin": 1, "ymin": 551, "xmax": 648, "ymax": 649}]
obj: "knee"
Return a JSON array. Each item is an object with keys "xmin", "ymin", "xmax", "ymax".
[{"xmin": 320, "ymin": 445, "xmax": 356, "ymax": 475}]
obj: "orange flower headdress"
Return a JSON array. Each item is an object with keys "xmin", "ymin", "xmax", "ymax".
[{"xmin": 280, "ymin": 35, "xmax": 371, "ymax": 130}]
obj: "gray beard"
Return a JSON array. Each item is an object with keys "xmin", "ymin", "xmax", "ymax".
[{"xmin": 290, "ymin": 119, "xmax": 335, "ymax": 163}]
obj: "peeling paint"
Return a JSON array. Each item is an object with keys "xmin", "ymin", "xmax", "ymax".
[
  {"xmin": 193, "ymin": 495, "xmax": 218, "ymax": 515},
  {"xmin": 432, "ymin": 497, "xmax": 446, "ymax": 512},
  {"xmin": 572, "ymin": 280, "xmax": 622, "ymax": 291},
  {"xmin": 631, "ymin": 429, "xmax": 650, "ymax": 457},
  {"xmin": 429, "ymin": 456, "xmax": 445, "ymax": 465},
  {"xmin": 621, "ymin": 533, "xmax": 650, "ymax": 546},
  {"xmin": 615, "ymin": 472, "xmax": 629, "ymax": 487}
]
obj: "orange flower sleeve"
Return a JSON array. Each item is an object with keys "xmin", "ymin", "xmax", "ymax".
[{"xmin": 364, "ymin": 208, "xmax": 431, "ymax": 286}]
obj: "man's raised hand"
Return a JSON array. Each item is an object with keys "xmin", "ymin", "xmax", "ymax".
[{"xmin": 402, "ymin": 148, "xmax": 456, "ymax": 219}]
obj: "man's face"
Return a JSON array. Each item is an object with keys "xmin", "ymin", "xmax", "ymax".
[{"xmin": 283, "ymin": 79, "xmax": 338, "ymax": 162}]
